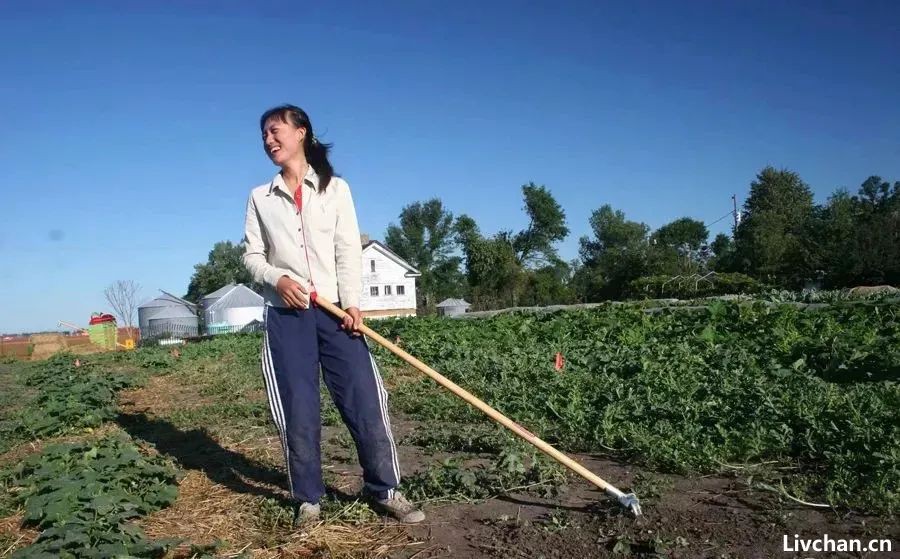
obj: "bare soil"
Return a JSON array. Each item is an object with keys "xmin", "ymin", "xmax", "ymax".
[
  {"xmin": 2, "ymin": 371, "xmax": 896, "ymax": 559},
  {"xmin": 336, "ymin": 420, "xmax": 900, "ymax": 559},
  {"xmin": 117, "ymin": 374, "xmax": 214, "ymax": 415}
]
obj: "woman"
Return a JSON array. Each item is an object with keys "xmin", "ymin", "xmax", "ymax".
[{"xmin": 242, "ymin": 105, "xmax": 424, "ymax": 525}]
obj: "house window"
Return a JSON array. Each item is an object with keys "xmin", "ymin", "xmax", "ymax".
[
  {"xmin": 397, "ymin": 285, "xmax": 405, "ymax": 295},
  {"xmin": 385, "ymin": 285, "xmax": 392, "ymax": 295},
  {"xmin": 370, "ymin": 260, "xmax": 376, "ymax": 272},
  {"xmin": 370, "ymin": 286, "xmax": 379, "ymax": 296}
]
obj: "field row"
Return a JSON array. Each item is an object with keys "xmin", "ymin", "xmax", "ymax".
[{"xmin": 373, "ymin": 300, "xmax": 900, "ymax": 513}]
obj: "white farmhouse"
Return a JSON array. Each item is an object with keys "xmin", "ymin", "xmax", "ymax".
[{"xmin": 360, "ymin": 239, "xmax": 421, "ymax": 318}]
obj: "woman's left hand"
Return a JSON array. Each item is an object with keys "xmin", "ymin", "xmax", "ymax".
[{"xmin": 342, "ymin": 307, "xmax": 363, "ymax": 336}]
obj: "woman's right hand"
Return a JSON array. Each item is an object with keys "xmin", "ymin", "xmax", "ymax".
[{"xmin": 276, "ymin": 275, "xmax": 309, "ymax": 309}]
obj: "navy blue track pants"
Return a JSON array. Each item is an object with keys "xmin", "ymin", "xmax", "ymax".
[{"xmin": 261, "ymin": 305, "xmax": 401, "ymax": 503}]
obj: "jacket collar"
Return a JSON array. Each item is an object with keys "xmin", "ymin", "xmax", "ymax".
[{"xmin": 268, "ymin": 165, "xmax": 318, "ymax": 196}]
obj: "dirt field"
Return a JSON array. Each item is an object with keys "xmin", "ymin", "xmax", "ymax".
[
  {"xmin": 1, "ymin": 328, "xmax": 897, "ymax": 558},
  {"xmin": 113, "ymin": 357, "xmax": 898, "ymax": 559},
  {"xmin": 0, "ymin": 328, "xmax": 139, "ymax": 361},
  {"xmin": 114, "ymin": 383, "xmax": 898, "ymax": 559},
  {"xmin": 0, "ymin": 340, "xmax": 31, "ymax": 360}
]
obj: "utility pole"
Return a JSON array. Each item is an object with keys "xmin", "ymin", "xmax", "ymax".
[{"xmin": 731, "ymin": 194, "xmax": 739, "ymax": 230}]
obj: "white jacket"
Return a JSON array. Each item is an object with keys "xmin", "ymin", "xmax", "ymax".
[{"xmin": 242, "ymin": 167, "xmax": 362, "ymax": 309}]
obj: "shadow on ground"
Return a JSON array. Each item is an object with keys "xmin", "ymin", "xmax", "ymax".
[
  {"xmin": 117, "ymin": 412, "xmax": 290, "ymax": 501},
  {"xmin": 117, "ymin": 412, "xmax": 364, "ymax": 511}
]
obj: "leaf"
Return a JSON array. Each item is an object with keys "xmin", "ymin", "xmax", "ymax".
[
  {"xmin": 90, "ymin": 494, "xmax": 116, "ymax": 516},
  {"xmin": 61, "ymin": 529, "xmax": 91, "ymax": 548},
  {"xmin": 612, "ymin": 538, "xmax": 632, "ymax": 554},
  {"xmin": 772, "ymin": 368, "xmax": 791, "ymax": 378}
]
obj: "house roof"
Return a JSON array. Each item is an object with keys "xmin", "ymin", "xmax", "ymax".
[
  {"xmin": 362, "ymin": 241, "xmax": 422, "ymax": 277},
  {"xmin": 436, "ymin": 298, "xmax": 471, "ymax": 308}
]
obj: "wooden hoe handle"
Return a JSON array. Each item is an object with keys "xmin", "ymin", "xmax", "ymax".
[{"xmin": 313, "ymin": 295, "xmax": 641, "ymax": 516}]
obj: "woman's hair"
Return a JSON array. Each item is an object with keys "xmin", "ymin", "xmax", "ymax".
[{"xmin": 260, "ymin": 104, "xmax": 335, "ymax": 191}]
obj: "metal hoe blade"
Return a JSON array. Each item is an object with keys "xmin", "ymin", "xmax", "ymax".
[{"xmin": 618, "ymin": 492, "xmax": 642, "ymax": 517}]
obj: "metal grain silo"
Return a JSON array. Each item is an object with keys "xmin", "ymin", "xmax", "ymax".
[
  {"xmin": 137, "ymin": 290, "xmax": 199, "ymax": 339},
  {"xmin": 204, "ymin": 284, "xmax": 264, "ymax": 334},
  {"xmin": 436, "ymin": 298, "xmax": 472, "ymax": 317},
  {"xmin": 200, "ymin": 283, "xmax": 236, "ymax": 314}
]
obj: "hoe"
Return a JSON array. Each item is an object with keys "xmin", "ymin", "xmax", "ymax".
[{"xmin": 313, "ymin": 294, "xmax": 642, "ymax": 517}]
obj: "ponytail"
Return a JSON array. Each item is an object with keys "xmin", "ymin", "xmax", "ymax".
[
  {"xmin": 304, "ymin": 136, "xmax": 335, "ymax": 192},
  {"xmin": 260, "ymin": 104, "xmax": 336, "ymax": 191}
]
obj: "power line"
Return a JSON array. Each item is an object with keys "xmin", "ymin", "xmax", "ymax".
[
  {"xmin": 706, "ymin": 210, "xmax": 735, "ymax": 228},
  {"xmin": 704, "ymin": 194, "xmax": 741, "ymax": 231}
]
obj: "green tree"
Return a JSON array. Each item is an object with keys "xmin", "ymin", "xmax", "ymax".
[
  {"xmin": 651, "ymin": 217, "xmax": 709, "ymax": 250},
  {"xmin": 455, "ymin": 224, "xmax": 521, "ymax": 309},
  {"xmin": 453, "ymin": 214, "xmax": 480, "ymax": 253},
  {"xmin": 814, "ymin": 189, "xmax": 858, "ymax": 287},
  {"xmin": 576, "ymin": 205, "xmax": 650, "ymax": 300},
  {"xmin": 185, "ymin": 241, "xmax": 256, "ymax": 302},
  {"xmin": 648, "ymin": 217, "xmax": 709, "ymax": 275},
  {"xmin": 384, "ymin": 199, "xmax": 464, "ymax": 313},
  {"xmin": 709, "ymin": 233, "xmax": 737, "ymax": 272},
  {"xmin": 512, "ymin": 183, "xmax": 569, "ymax": 266},
  {"xmin": 455, "ymin": 184, "xmax": 570, "ymax": 309},
  {"xmin": 858, "ymin": 175, "xmax": 899, "ymax": 208},
  {"xmin": 519, "ymin": 258, "xmax": 575, "ymax": 306},
  {"xmin": 732, "ymin": 167, "xmax": 817, "ymax": 287},
  {"xmin": 476, "ymin": 234, "xmax": 522, "ymax": 308},
  {"xmin": 851, "ymin": 176, "xmax": 900, "ymax": 285}
]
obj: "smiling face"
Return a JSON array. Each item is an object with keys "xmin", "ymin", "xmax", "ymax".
[{"xmin": 262, "ymin": 114, "xmax": 306, "ymax": 167}]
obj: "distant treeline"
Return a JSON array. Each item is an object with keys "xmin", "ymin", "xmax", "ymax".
[{"xmin": 184, "ymin": 167, "xmax": 898, "ymax": 314}]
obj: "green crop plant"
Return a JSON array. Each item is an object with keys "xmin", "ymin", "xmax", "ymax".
[
  {"xmin": 371, "ymin": 301, "xmax": 899, "ymax": 513},
  {"xmin": 4, "ymin": 354, "xmax": 136, "ymax": 441},
  {"xmin": 4, "ymin": 435, "xmax": 180, "ymax": 558},
  {"xmin": 403, "ymin": 439, "xmax": 568, "ymax": 503}
]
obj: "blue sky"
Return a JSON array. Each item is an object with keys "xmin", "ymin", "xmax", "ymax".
[{"xmin": 1, "ymin": 1, "xmax": 898, "ymax": 333}]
